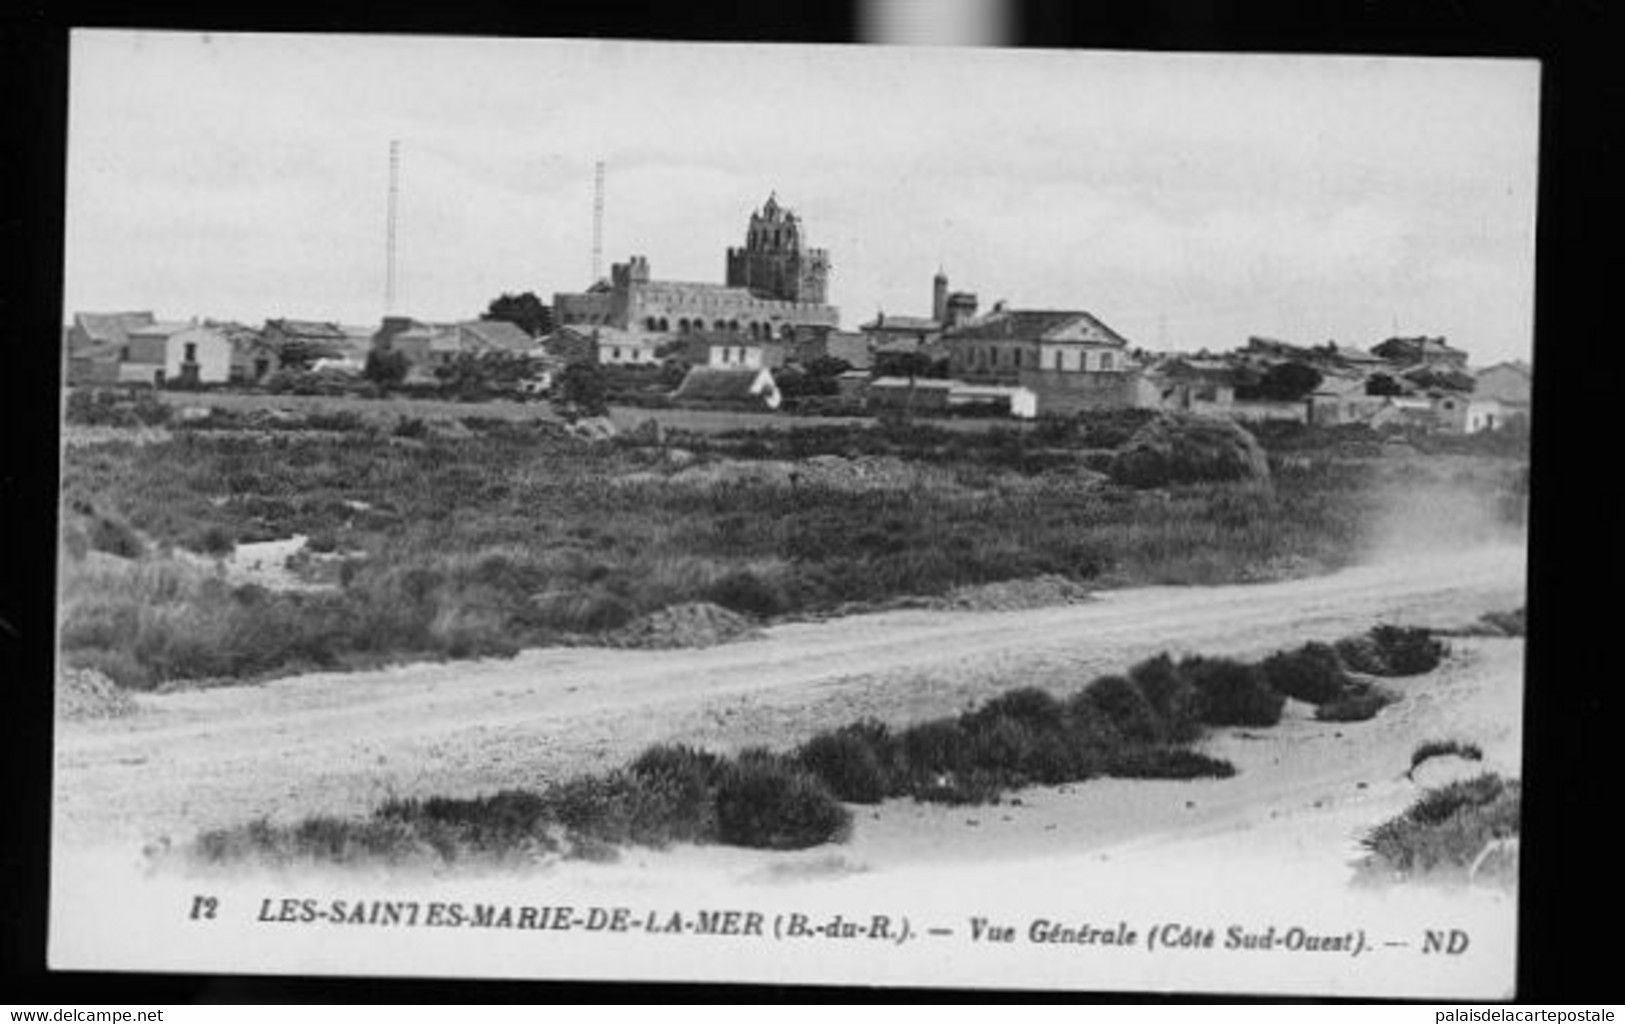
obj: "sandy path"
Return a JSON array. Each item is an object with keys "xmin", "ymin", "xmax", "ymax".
[{"xmin": 52, "ymin": 543, "xmax": 1525, "ymax": 850}]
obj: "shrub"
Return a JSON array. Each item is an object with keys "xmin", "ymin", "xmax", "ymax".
[
  {"xmin": 713, "ymin": 750, "xmax": 851, "ymax": 849},
  {"xmin": 1371, "ymin": 625, "xmax": 1449, "ymax": 676},
  {"xmin": 1337, "ymin": 626, "xmax": 1448, "ymax": 677},
  {"xmin": 796, "ymin": 722, "xmax": 898, "ymax": 804},
  {"xmin": 1070, "ymin": 674, "xmax": 1163, "ymax": 744},
  {"xmin": 1315, "ymin": 683, "xmax": 1399, "ymax": 722},
  {"xmin": 393, "ymin": 416, "xmax": 430, "ymax": 439},
  {"xmin": 305, "ymin": 530, "xmax": 341, "ymax": 554},
  {"xmin": 1107, "ymin": 747, "xmax": 1237, "ymax": 779},
  {"xmin": 193, "ymin": 523, "xmax": 236, "ymax": 558},
  {"xmin": 1109, "ymin": 414, "xmax": 1271, "ymax": 488},
  {"xmin": 1409, "ymin": 740, "xmax": 1484, "ymax": 776},
  {"xmin": 536, "ymin": 771, "xmax": 703, "ymax": 848},
  {"xmin": 1178, "ymin": 656, "xmax": 1284, "ymax": 727},
  {"xmin": 704, "ymin": 570, "xmax": 787, "ymax": 618},
  {"xmin": 1259, "ymin": 642, "xmax": 1352, "ymax": 705},
  {"xmin": 1126, "ymin": 654, "xmax": 1203, "ymax": 743},
  {"xmin": 899, "ymin": 718, "xmax": 968, "ymax": 775},
  {"xmin": 1361, "ymin": 773, "xmax": 1520, "ymax": 878},
  {"xmin": 61, "ymin": 646, "xmax": 157, "ymax": 691},
  {"xmin": 88, "ymin": 515, "xmax": 144, "ymax": 559},
  {"xmin": 963, "ymin": 687, "xmax": 1067, "ymax": 732}
]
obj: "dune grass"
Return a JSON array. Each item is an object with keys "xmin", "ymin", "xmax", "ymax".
[{"xmin": 1360, "ymin": 773, "xmax": 1520, "ymax": 882}]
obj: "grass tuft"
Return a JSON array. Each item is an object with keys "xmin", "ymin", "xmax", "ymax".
[
  {"xmin": 1361, "ymin": 773, "xmax": 1520, "ymax": 881},
  {"xmin": 1409, "ymin": 739, "xmax": 1485, "ymax": 776}
]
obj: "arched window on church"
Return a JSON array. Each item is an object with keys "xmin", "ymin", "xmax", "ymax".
[
  {"xmin": 781, "ymin": 324, "xmax": 795, "ymax": 341},
  {"xmin": 678, "ymin": 319, "xmax": 690, "ymax": 334},
  {"xmin": 714, "ymin": 319, "xmax": 727, "ymax": 332},
  {"xmin": 645, "ymin": 317, "xmax": 658, "ymax": 331},
  {"xmin": 659, "ymin": 318, "xmax": 669, "ymax": 332},
  {"xmin": 728, "ymin": 320, "xmax": 740, "ymax": 333}
]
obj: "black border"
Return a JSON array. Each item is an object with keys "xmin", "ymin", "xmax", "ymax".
[{"xmin": 5, "ymin": 0, "xmax": 1618, "ymax": 1005}]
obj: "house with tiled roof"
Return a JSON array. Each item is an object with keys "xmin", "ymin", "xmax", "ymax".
[
  {"xmin": 1147, "ymin": 356, "xmax": 1240, "ymax": 412},
  {"xmin": 944, "ymin": 308, "xmax": 1154, "ymax": 415},
  {"xmin": 371, "ymin": 318, "xmax": 537, "ymax": 381},
  {"xmin": 861, "ymin": 312, "xmax": 944, "ymax": 350},
  {"xmin": 461, "ymin": 319, "xmax": 535, "ymax": 355},
  {"xmin": 65, "ymin": 311, "xmax": 157, "ymax": 385}
]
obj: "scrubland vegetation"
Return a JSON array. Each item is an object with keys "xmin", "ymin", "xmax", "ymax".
[
  {"xmin": 190, "ymin": 626, "xmax": 1446, "ymax": 868},
  {"xmin": 1360, "ymin": 773, "xmax": 1520, "ymax": 884},
  {"xmin": 59, "ymin": 394, "xmax": 1518, "ymax": 693}
]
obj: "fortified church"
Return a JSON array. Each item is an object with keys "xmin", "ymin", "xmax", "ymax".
[{"xmin": 552, "ymin": 193, "xmax": 839, "ymax": 343}]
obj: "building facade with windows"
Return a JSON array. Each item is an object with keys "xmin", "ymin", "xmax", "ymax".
[{"xmin": 945, "ymin": 308, "xmax": 1154, "ymax": 415}]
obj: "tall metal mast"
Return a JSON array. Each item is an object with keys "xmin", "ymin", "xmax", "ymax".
[
  {"xmin": 385, "ymin": 140, "xmax": 401, "ymax": 315},
  {"xmin": 592, "ymin": 159, "xmax": 605, "ymax": 282}
]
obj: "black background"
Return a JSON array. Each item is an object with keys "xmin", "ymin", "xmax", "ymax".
[{"xmin": 3, "ymin": 0, "xmax": 1617, "ymax": 1004}]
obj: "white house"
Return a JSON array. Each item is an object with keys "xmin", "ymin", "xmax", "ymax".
[
  {"xmin": 119, "ymin": 321, "xmax": 232, "ymax": 386},
  {"xmin": 165, "ymin": 325, "xmax": 233, "ymax": 384},
  {"xmin": 671, "ymin": 366, "xmax": 782, "ymax": 409}
]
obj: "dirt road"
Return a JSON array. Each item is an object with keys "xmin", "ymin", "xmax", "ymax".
[{"xmin": 52, "ymin": 543, "xmax": 1526, "ymax": 850}]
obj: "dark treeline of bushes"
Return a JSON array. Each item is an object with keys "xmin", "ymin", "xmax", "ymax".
[{"xmin": 190, "ymin": 628, "xmax": 1450, "ymax": 869}]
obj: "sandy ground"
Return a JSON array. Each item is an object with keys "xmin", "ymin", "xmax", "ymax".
[{"xmin": 53, "ymin": 542, "xmax": 1525, "ymax": 864}]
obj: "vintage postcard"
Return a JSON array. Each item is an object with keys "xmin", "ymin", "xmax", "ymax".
[{"xmin": 52, "ymin": 31, "xmax": 1536, "ymax": 997}]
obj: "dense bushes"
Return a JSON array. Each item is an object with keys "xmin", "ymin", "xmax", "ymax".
[
  {"xmin": 1259, "ymin": 642, "xmax": 1351, "ymax": 704},
  {"xmin": 1109, "ymin": 414, "xmax": 1271, "ymax": 488},
  {"xmin": 1178, "ymin": 656, "xmax": 1285, "ymax": 727},
  {"xmin": 790, "ymin": 667, "xmax": 1244, "ymax": 809},
  {"xmin": 796, "ymin": 723, "xmax": 900, "ymax": 804},
  {"xmin": 714, "ymin": 750, "xmax": 852, "ymax": 848},
  {"xmin": 1336, "ymin": 626, "xmax": 1448, "ymax": 677}
]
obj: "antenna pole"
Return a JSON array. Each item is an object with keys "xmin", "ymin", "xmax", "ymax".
[
  {"xmin": 592, "ymin": 160, "xmax": 605, "ymax": 282},
  {"xmin": 385, "ymin": 140, "xmax": 400, "ymax": 315}
]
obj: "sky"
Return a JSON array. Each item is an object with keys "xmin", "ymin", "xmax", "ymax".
[{"xmin": 65, "ymin": 31, "xmax": 1540, "ymax": 364}]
